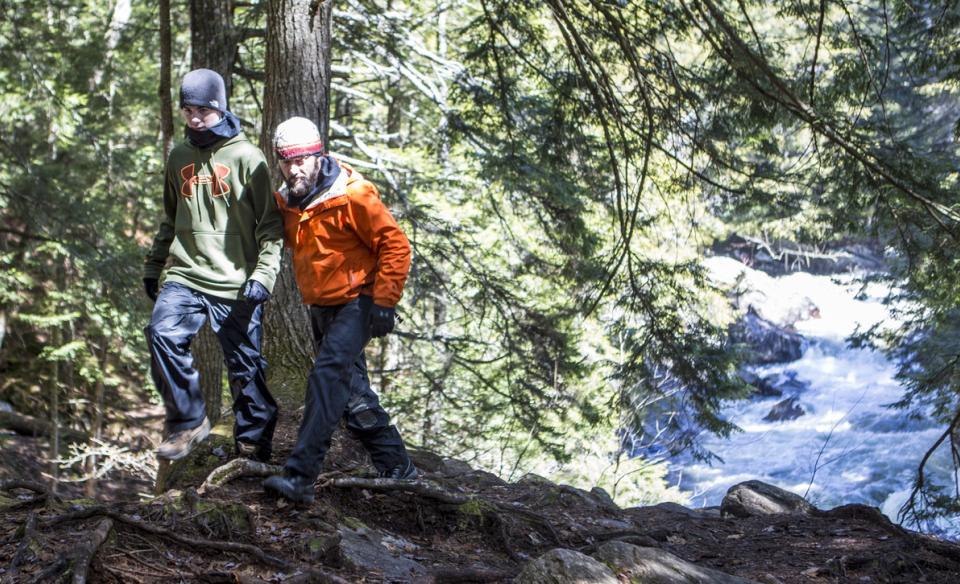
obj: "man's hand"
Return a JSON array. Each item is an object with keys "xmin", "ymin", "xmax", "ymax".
[
  {"xmin": 143, "ymin": 278, "xmax": 159, "ymax": 302},
  {"xmin": 242, "ymin": 280, "xmax": 271, "ymax": 305},
  {"xmin": 370, "ymin": 304, "xmax": 396, "ymax": 338}
]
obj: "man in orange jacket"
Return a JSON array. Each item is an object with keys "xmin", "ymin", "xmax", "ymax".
[{"xmin": 263, "ymin": 117, "xmax": 417, "ymax": 503}]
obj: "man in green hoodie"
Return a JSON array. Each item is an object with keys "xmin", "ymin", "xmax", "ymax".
[{"xmin": 143, "ymin": 69, "xmax": 282, "ymax": 462}]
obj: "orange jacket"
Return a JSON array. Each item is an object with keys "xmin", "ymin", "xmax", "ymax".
[{"xmin": 274, "ymin": 162, "xmax": 411, "ymax": 307}]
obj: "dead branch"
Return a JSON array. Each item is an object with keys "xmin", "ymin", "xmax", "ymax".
[
  {"xmin": 2, "ymin": 512, "xmax": 38, "ymax": 584},
  {"xmin": 198, "ymin": 458, "xmax": 283, "ymax": 495},
  {"xmin": 70, "ymin": 517, "xmax": 113, "ymax": 584}
]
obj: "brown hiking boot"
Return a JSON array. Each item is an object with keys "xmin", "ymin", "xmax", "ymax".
[{"xmin": 157, "ymin": 416, "xmax": 211, "ymax": 461}]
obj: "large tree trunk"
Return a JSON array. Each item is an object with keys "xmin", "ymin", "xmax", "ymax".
[
  {"xmin": 258, "ymin": 0, "xmax": 333, "ymax": 408},
  {"xmin": 190, "ymin": 0, "xmax": 237, "ymax": 96}
]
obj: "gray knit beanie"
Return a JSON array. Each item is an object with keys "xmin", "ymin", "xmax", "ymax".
[{"xmin": 179, "ymin": 69, "xmax": 227, "ymax": 112}]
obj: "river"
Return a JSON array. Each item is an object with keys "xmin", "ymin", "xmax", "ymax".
[{"xmin": 671, "ymin": 257, "xmax": 960, "ymax": 536}]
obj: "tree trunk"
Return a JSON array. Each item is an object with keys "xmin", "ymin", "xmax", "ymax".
[
  {"xmin": 85, "ymin": 336, "xmax": 108, "ymax": 498},
  {"xmin": 259, "ymin": 0, "xmax": 334, "ymax": 408},
  {"xmin": 159, "ymin": 0, "xmax": 175, "ymax": 158},
  {"xmin": 190, "ymin": 0, "xmax": 237, "ymax": 95}
]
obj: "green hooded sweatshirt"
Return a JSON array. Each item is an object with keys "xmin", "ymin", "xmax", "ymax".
[{"xmin": 143, "ymin": 133, "xmax": 283, "ymax": 299}]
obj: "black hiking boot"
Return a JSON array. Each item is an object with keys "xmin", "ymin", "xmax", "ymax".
[
  {"xmin": 378, "ymin": 459, "xmax": 418, "ymax": 481},
  {"xmin": 263, "ymin": 472, "xmax": 316, "ymax": 504}
]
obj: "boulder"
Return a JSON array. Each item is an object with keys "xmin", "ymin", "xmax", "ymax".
[
  {"xmin": 337, "ymin": 526, "xmax": 426, "ymax": 581},
  {"xmin": 593, "ymin": 541, "xmax": 759, "ymax": 583},
  {"xmin": 762, "ymin": 397, "xmax": 805, "ymax": 422},
  {"xmin": 406, "ymin": 447, "xmax": 444, "ymax": 472},
  {"xmin": 721, "ymin": 480, "xmax": 815, "ymax": 518},
  {"xmin": 438, "ymin": 457, "xmax": 474, "ymax": 477},
  {"xmin": 590, "ymin": 486, "xmax": 618, "ymax": 510},
  {"xmin": 515, "ymin": 548, "xmax": 618, "ymax": 584},
  {"xmin": 738, "ymin": 370, "xmax": 782, "ymax": 399},
  {"xmin": 729, "ymin": 308, "xmax": 804, "ymax": 365}
]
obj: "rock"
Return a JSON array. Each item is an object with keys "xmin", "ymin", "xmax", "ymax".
[
  {"xmin": 515, "ymin": 548, "xmax": 618, "ymax": 584},
  {"xmin": 437, "ymin": 457, "xmax": 473, "ymax": 477},
  {"xmin": 558, "ymin": 484, "xmax": 619, "ymax": 511},
  {"xmin": 652, "ymin": 502, "xmax": 703, "ymax": 517},
  {"xmin": 739, "ymin": 370, "xmax": 782, "ymax": 398},
  {"xmin": 517, "ymin": 473, "xmax": 554, "ymax": 487},
  {"xmin": 729, "ymin": 308, "xmax": 804, "ymax": 365},
  {"xmin": 762, "ymin": 397, "xmax": 805, "ymax": 422},
  {"xmin": 338, "ymin": 526, "xmax": 426, "ymax": 581},
  {"xmin": 459, "ymin": 469, "xmax": 507, "ymax": 488},
  {"xmin": 593, "ymin": 541, "xmax": 759, "ymax": 583},
  {"xmin": 304, "ymin": 532, "xmax": 341, "ymax": 565},
  {"xmin": 721, "ymin": 480, "xmax": 816, "ymax": 518},
  {"xmin": 590, "ymin": 486, "xmax": 618, "ymax": 509},
  {"xmin": 406, "ymin": 447, "xmax": 444, "ymax": 472}
]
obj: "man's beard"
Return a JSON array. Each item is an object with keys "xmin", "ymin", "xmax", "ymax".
[{"xmin": 286, "ymin": 163, "xmax": 321, "ymax": 198}]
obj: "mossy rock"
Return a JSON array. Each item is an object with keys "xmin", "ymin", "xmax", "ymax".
[
  {"xmin": 457, "ymin": 497, "xmax": 494, "ymax": 530},
  {"xmin": 341, "ymin": 516, "xmax": 368, "ymax": 530}
]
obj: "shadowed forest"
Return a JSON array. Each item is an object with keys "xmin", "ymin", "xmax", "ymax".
[{"xmin": 5, "ymin": 0, "xmax": 960, "ymax": 582}]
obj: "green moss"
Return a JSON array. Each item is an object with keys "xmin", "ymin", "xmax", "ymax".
[
  {"xmin": 341, "ymin": 516, "xmax": 367, "ymax": 530},
  {"xmin": 456, "ymin": 498, "xmax": 490, "ymax": 530}
]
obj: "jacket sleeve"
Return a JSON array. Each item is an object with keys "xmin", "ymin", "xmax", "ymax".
[
  {"xmin": 143, "ymin": 159, "xmax": 178, "ymax": 280},
  {"xmin": 348, "ymin": 181, "xmax": 411, "ymax": 307},
  {"xmin": 246, "ymin": 155, "xmax": 284, "ymax": 293}
]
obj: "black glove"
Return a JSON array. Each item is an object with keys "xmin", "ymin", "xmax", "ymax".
[
  {"xmin": 143, "ymin": 278, "xmax": 159, "ymax": 302},
  {"xmin": 370, "ymin": 304, "xmax": 396, "ymax": 338},
  {"xmin": 241, "ymin": 279, "xmax": 271, "ymax": 305}
]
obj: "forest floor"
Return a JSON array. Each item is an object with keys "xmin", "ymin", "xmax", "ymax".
[{"xmin": 2, "ymin": 410, "xmax": 960, "ymax": 583}]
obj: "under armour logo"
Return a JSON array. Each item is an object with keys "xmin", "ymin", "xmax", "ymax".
[{"xmin": 180, "ymin": 163, "xmax": 231, "ymax": 198}]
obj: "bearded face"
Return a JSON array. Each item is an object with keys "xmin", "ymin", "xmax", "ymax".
[{"xmin": 280, "ymin": 155, "xmax": 321, "ymax": 199}]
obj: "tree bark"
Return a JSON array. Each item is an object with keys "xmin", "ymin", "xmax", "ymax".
[
  {"xmin": 159, "ymin": 0, "xmax": 175, "ymax": 158},
  {"xmin": 190, "ymin": 0, "xmax": 237, "ymax": 95},
  {"xmin": 259, "ymin": 0, "xmax": 334, "ymax": 407}
]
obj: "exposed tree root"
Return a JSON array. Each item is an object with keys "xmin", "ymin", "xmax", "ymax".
[
  {"xmin": 27, "ymin": 556, "xmax": 67, "ymax": 584},
  {"xmin": 70, "ymin": 517, "xmax": 113, "ymax": 584},
  {"xmin": 2, "ymin": 512, "xmax": 38, "ymax": 584},
  {"xmin": 198, "ymin": 458, "xmax": 283, "ymax": 495},
  {"xmin": 328, "ymin": 476, "xmax": 472, "ymax": 504},
  {"xmin": 37, "ymin": 504, "xmax": 349, "ymax": 582},
  {"xmin": 0, "ymin": 479, "xmax": 49, "ymax": 494},
  {"xmin": 327, "ymin": 476, "xmax": 563, "ymax": 561},
  {"xmin": 43, "ymin": 505, "xmax": 289, "ymax": 569}
]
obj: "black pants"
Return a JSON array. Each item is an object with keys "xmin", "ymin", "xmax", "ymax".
[
  {"xmin": 285, "ymin": 295, "xmax": 409, "ymax": 480},
  {"xmin": 144, "ymin": 282, "xmax": 277, "ymax": 450}
]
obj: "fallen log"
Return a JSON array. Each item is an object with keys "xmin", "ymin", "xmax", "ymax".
[{"xmin": 0, "ymin": 410, "xmax": 86, "ymax": 443}]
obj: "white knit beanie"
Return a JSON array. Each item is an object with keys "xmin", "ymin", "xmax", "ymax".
[{"xmin": 273, "ymin": 117, "xmax": 323, "ymax": 160}]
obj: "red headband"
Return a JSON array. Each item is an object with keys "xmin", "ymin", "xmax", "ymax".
[{"xmin": 276, "ymin": 140, "xmax": 323, "ymax": 160}]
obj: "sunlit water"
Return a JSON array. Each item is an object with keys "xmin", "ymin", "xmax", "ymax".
[{"xmin": 670, "ymin": 258, "xmax": 960, "ymax": 536}]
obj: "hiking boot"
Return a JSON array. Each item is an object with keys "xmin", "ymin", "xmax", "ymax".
[
  {"xmin": 236, "ymin": 440, "xmax": 272, "ymax": 463},
  {"xmin": 378, "ymin": 459, "xmax": 418, "ymax": 481},
  {"xmin": 263, "ymin": 472, "xmax": 316, "ymax": 504},
  {"xmin": 157, "ymin": 416, "xmax": 211, "ymax": 461}
]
